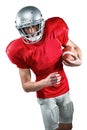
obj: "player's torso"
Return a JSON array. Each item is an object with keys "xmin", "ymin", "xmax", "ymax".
[{"xmin": 19, "ymin": 18, "xmax": 64, "ymax": 78}]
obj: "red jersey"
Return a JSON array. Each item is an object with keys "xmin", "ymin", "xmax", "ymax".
[{"xmin": 6, "ymin": 17, "xmax": 69, "ymax": 98}]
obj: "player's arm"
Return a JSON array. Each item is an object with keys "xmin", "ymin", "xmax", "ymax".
[
  {"xmin": 63, "ymin": 39, "xmax": 82, "ymax": 66},
  {"xmin": 66, "ymin": 39, "xmax": 82, "ymax": 60},
  {"xmin": 19, "ymin": 68, "xmax": 61, "ymax": 92}
]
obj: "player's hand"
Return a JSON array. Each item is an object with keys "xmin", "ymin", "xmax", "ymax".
[
  {"xmin": 63, "ymin": 55, "xmax": 82, "ymax": 66},
  {"xmin": 44, "ymin": 72, "xmax": 61, "ymax": 86}
]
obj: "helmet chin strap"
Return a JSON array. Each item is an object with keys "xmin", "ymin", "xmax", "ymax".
[{"xmin": 22, "ymin": 33, "xmax": 42, "ymax": 44}]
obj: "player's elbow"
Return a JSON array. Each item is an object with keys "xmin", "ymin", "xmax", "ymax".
[
  {"xmin": 22, "ymin": 84, "xmax": 31, "ymax": 92},
  {"xmin": 22, "ymin": 82, "xmax": 37, "ymax": 92},
  {"xmin": 23, "ymin": 88, "xmax": 30, "ymax": 92},
  {"xmin": 23, "ymin": 87, "xmax": 29, "ymax": 92}
]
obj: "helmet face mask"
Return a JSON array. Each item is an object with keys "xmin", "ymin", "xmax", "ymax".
[
  {"xmin": 18, "ymin": 19, "xmax": 44, "ymax": 44},
  {"xmin": 15, "ymin": 6, "xmax": 45, "ymax": 44}
]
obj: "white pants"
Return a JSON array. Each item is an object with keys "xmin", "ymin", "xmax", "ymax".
[{"xmin": 37, "ymin": 92, "xmax": 74, "ymax": 130}]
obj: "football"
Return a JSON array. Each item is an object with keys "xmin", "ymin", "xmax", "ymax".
[{"xmin": 62, "ymin": 46, "xmax": 77, "ymax": 66}]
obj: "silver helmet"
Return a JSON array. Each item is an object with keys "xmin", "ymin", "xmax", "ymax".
[{"xmin": 15, "ymin": 6, "xmax": 45, "ymax": 44}]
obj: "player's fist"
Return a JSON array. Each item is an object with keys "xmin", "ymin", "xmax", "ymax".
[
  {"xmin": 44, "ymin": 72, "xmax": 61, "ymax": 86},
  {"xmin": 62, "ymin": 46, "xmax": 82, "ymax": 66}
]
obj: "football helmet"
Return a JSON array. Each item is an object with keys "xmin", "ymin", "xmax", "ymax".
[{"xmin": 15, "ymin": 6, "xmax": 45, "ymax": 44}]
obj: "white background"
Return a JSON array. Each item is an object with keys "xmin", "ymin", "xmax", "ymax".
[{"xmin": 0, "ymin": 0, "xmax": 87, "ymax": 130}]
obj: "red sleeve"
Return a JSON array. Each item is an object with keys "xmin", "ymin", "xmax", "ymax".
[
  {"xmin": 6, "ymin": 40, "xmax": 29, "ymax": 69},
  {"xmin": 53, "ymin": 17, "xmax": 69, "ymax": 46},
  {"xmin": 57, "ymin": 18, "xmax": 69, "ymax": 46},
  {"xmin": 45, "ymin": 17, "xmax": 69, "ymax": 46}
]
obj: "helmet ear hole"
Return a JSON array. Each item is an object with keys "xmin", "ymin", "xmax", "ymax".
[{"xmin": 15, "ymin": 6, "xmax": 45, "ymax": 44}]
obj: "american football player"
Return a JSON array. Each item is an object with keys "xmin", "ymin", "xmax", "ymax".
[{"xmin": 6, "ymin": 6, "xmax": 82, "ymax": 130}]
